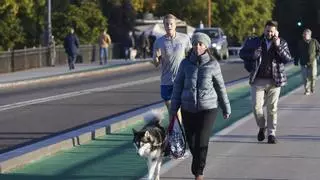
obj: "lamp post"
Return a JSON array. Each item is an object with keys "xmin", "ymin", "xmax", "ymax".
[
  {"xmin": 47, "ymin": 0, "xmax": 52, "ymax": 46},
  {"xmin": 208, "ymin": 0, "xmax": 211, "ymax": 27},
  {"xmin": 47, "ymin": 0, "xmax": 54, "ymax": 66}
]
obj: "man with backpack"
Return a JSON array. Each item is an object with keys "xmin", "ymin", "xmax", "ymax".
[{"xmin": 239, "ymin": 20, "xmax": 293, "ymax": 144}]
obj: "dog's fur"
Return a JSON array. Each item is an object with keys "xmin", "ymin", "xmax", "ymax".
[{"xmin": 132, "ymin": 110, "xmax": 166, "ymax": 180}]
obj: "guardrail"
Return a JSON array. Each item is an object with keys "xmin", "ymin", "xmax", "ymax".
[
  {"xmin": 0, "ymin": 44, "xmax": 242, "ymax": 74},
  {"xmin": 228, "ymin": 46, "xmax": 241, "ymax": 57},
  {"xmin": 0, "ymin": 43, "xmax": 123, "ymax": 74}
]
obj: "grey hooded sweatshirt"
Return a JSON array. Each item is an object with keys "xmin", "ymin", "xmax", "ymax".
[{"xmin": 171, "ymin": 52, "xmax": 231, "ymax": 115}]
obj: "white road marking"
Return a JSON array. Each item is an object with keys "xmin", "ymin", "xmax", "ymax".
[{"xmin": 0, "ymin": 76, "xmax": 160, "ymax": 112}]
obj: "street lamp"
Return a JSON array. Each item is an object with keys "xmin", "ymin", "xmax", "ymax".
[
  {"xmin": 297, "ymin": 21, "xmax": 302, "ymax": 27},
  {"xmin": 47, "ymin": 0, "xmax": 55, "ymax": 66},
  {"xmin": 47, "ymin": 0, "xmax": 52, "ymax": 46},
  {"xmin": 208, "ymin": 0, "xmax": 211, "ymax": 27}
]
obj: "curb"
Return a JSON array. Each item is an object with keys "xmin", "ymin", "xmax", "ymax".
[
  {"xmin": 0, "ymin": 61, "xmax": 152, "ymax": 89},
  {"xmin": 0, "ymin": 75, "xmax": 249, "ymax": 173},
  {"xmin": 0, "ymin": 102, "xmax": 166, "ymax": 173}
]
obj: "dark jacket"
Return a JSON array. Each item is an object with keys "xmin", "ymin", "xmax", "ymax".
[
  {"xmin": 239, "ymin": 35, "xmax": 293, "ymax": 87},
  {"xmin": 64, "ymin": 33, "xmax": 79, "ymax": 56},
  {"xmin": 295, "ymin": 38, "xmax": 320, "ymax": 66},
  {"xmin": 171, "ymin": 51, "xmax": 231, "ymax": 115},
  {"xmin": 124, "ymin": 35, "xmax": 135, "ymax": 48}
]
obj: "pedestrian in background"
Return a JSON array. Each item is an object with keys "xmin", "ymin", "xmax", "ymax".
[
  {"xmin": 63, "ymin": 28, "xmax": 79, "ymax": 70},
  {"xmin": 139, "ymin": 31, "xmax": 150, "ymax": 59},
  {"xmin": 152, "ymin": 13, "xmax": 191, "ymax": 119},
  {"xmin": 239, "ymin": 20, "xmax": 293, "ymax": 144},
  {"xmin": 148, "ymin": 32, "xmax": 157, "ymax": 57},
  {"xmin": 124, "ymin": 31, "xmax": 136, "ymax": 60},
  {"xmin": 171, "ymin": 32, "xmax": 231, "ymax": 180},
  {"xmin": 295, "ymin": 28, "xmax": 320, "ymax": 95},
  {"xmin": 99, "ymin": 29, "xmax": 112, "ymax": 65}
]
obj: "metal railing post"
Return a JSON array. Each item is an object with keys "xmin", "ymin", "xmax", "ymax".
[{"xmin": 10, "ymin": 49, "xmax": 15, "ymax": 72}]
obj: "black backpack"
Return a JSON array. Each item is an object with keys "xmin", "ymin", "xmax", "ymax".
[{"xmin": 239, "ymin": 36, "xmax": 262, "ymax": 72}]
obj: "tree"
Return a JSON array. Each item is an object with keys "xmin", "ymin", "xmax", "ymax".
[
  {"xmin": 17, "ymin": 0, "xmax": 46, "ymax": 47},
  {"xmin": 155, "ymin": 0, "xmax": 207, "ymax": 26},
  {"xmin": 52, "ymin": 1, "xmax": 107, "ymax": 45},
  {"xmin": 154, "ymin": 0, "xmax": 274, "ymax": 45},
  {"xmin": 99, "ymin": 0, "xmax": 136, "ymax": 43},
  {"xmin": 213, "ymin": 0, "xmax": 275, "ymax": 45},
  {"xmin": 0, "ymin": 0, "xmax": 25, "ymax": 50}
]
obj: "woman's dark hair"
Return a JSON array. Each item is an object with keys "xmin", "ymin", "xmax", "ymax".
[{"xmin": 206, "ymin": 48, "xmax": 217, "ymax": 61}]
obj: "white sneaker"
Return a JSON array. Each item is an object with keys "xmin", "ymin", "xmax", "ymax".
[{"xmin": 305, "ymin": 92, "xmax": 311, "ymax": 96}]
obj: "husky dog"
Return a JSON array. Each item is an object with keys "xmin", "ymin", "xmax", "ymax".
[{"xmin": 132, "ymin": 110, "xmax": 166, "ymax": 180}]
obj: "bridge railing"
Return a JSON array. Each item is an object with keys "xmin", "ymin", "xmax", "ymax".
[
  {"xmin": 0, "ymin": 44, "xmax": 242, "ymax": 74},
  {"xmin": 0, "ymin": 43, "xmax": 123, "ymax": 74},
  {"xmin": 228, "ymin": 46, "xmax": 242, "ymax": 57}
]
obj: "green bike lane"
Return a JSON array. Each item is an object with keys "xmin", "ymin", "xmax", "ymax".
[{"xmin": 0, "ymin": 65, "xmax": 304, "ymax": 180}]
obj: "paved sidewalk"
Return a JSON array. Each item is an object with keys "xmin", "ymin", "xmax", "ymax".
[
  {"xmin": 0, "ymin": 59, "xmax": 151, "ymax": 88},
  {"xmin": 160, "ymin": 76, "xmax": 320, "ymax": 180}
]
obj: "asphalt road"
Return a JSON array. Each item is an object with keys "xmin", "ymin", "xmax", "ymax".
[{"xmin": 0, "ymin": 60, "xmax": 248, "ymax": 153}]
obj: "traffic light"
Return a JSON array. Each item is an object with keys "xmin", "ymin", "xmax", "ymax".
[{"xmin": 297, "ymin": 21, "xmax": 302, "ymax": 27}]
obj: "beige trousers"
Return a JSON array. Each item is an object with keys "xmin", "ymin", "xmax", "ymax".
[
  {"xmin": 301, "ymin": 60, "xmax": 317, "ymax": 93},
  {"xmin": 251, "ymin": 79, "xmax": 281, "ymax": 136}
]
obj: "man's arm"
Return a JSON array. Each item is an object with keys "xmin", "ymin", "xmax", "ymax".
[
  {"xmin": 315, "ymin": 39, "xmax": 320, "ymax": 59},
  {"xmin": 152, "ymin": 39, "xmax": 161, "ymax": 67},
  {"xmin": 276, "ymin": 39, "xmax": 293, "ymax": 64},
  {"xmin": 75, "ymin": 35, "xmax": 80, "ymax": 48},
  {"xmin": 152, "ymin": 50, "xmax": 161, "ymax": 67}
]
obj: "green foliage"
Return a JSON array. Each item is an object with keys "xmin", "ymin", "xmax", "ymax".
[
  {"xmin": 213, "ymin": 0, "xmax": 275, "ymax": 45},
  {"xmin": 98, "ymin": 0, "xmax": 136, "ymax": 42},
  {"xmin": 0, "ymin": 0, "xmax": 25, "ymax": 50},
  {"xmin": 0, "ymin": 0, "xmax": 275, "ymax": 50},
  {"xmin": 155, "ymin": 0, "xmax": 207, "ymax": 26},
  {"xmin": 155, "ymin": 0, "xmax": 274, "ymax": 45},
  {"xmin": 52, "ymin": 2, "xmax": 107, "ymax": 45},
  {"xmin": 17, "ymin": 0, "xmax": 46, "ymax": 47}
]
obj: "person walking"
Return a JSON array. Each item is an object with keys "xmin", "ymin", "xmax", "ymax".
[
  {"xmin": 139, "ymin": 31, "xmax": 150, "ymax": 59},
  {"xmin": 239, "ymin": 20, "xmax": 293, "ymax": 144},
  {"xmin": 170, "ymin": 32, "xmax": 231, "ymax": 180},
  {"xmin": 295, "ymin": 28, "xmax": 320, "ymax": 95},
  {"xmin": 64, "ymin": 28, "xmax": 80, "ymax": 70},
  {"xmin": 124, "ymin": 31, "xmax": 136, "ymax": 61},
  {"xmin": 99, "ymin": 29, "xmax": 112, "ymax": 65},
  {"xmin": 152, "ymin": 13, "xmax": 192, "ymax": 118}
]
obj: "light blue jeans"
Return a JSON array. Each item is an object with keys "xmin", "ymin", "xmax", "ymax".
[{"xmin": 100, "ymin": 47, "xmax": 108, "ymax": 64}]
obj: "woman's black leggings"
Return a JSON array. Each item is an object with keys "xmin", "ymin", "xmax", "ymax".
[{"xmin": 181, "ymin": 108, "xmax": 218, "ymax": 176}]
